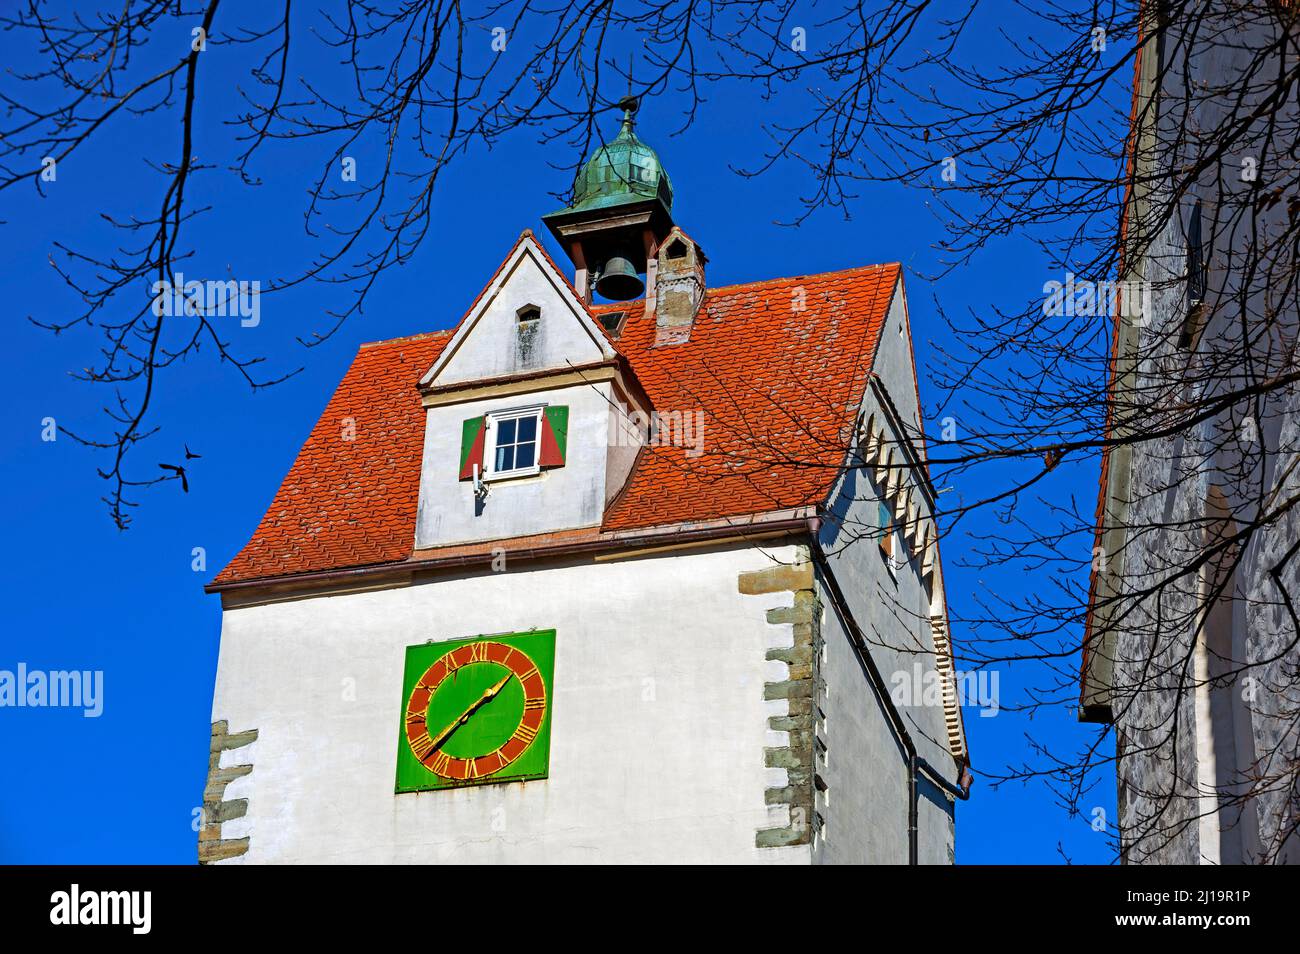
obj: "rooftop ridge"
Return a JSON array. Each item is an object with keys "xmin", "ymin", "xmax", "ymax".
[
  {"xmin": 589, "ymin": 260, "xmax": 900, "ymax": 311},
  {"xmin": 359, "ymin": 328, "xmax": 454, "ymax": 350}
]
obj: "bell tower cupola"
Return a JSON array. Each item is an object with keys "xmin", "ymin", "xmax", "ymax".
[{"xmin": 542, "ymin": 97, "xmax": 676, "ymax": 305}]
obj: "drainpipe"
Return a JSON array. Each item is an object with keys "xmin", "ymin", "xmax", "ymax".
[{"xmin": 807, "ymin": 521, "xmax": 972, "ymax": 865}]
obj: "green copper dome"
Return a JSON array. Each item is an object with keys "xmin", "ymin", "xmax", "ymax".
[{"xmin": 564, "ymin": 103, "xmax": 673, "ymax": 214}]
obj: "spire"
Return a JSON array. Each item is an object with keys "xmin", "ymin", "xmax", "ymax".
[
  {"xmin": 551, "ymin": 99, "xmax": 672, "ymax": 216},
  {"xmin": 616, "ymin": 95, "xmax": 639, "ymax": 138}
]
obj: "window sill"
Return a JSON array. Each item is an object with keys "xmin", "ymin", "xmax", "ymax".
[{"xmin": 482, "ymin": 466, "xmax": 542, "ymax": 484}]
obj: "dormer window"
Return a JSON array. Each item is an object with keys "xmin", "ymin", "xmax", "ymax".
[
  {"xmin": 598, "ymin": 310, "xmax": 627, "ymax": 336},
  {"xmin": 517, "ymin": 305, "xmax": 541, "ymax": 325},
  {"xmin": 878, "ymin": 498, "xmax": 899, "ymax": 578},
  {"xmin": 485, "ymin": 406, "xmax": 543, "ymax": 480},
  {"xmin": 458, "ymin": 405, "xmax": 570, "ymax": 484}
]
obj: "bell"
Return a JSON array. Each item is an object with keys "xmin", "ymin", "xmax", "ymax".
[{"xmin": 595, "ymin": 256, "xmax": 644, "ymax": 301}]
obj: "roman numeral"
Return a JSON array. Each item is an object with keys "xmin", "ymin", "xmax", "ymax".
[
  {"xmin": 467, "ymin": 642, "xmax": 488, "ymax": 662},
  {"xmin": 523, "ymin": 697, "xmax": 545, "ymax": 711},
  {"xmin": 410, "ymin": 733, "xmax": 435, "ymax": 761},
  {"xmin": 432, "ymin": 752, "xmax": 451, "ymax": 776},
  {"xmin": 513, "ymin": 722, "xmax": 538, "ymax": 745},
  {"xmin": 464, "ymin": 759, "xmax": 479, "ymax": 780},
  {"xmin": 518, "ymin": 665, "xmax": 539, "ymax": 682}
]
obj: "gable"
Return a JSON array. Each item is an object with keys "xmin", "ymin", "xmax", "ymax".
[{"xmin": 420, "ymin": 234, "xmax": 616, "ymax": 389}]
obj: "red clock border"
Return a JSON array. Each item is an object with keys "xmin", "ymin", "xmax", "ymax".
[{"xmin": 403, "ymin": 640, "xmax": 548, "ymax": 782}]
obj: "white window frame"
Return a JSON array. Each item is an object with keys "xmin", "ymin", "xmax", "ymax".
[
  {"xmin": 876, "ymin": 487, "xmax": 902, "ymax": 580},
  {"xmin": 483, "ymin": 405, "xmax": 546, "ymax": 481}
]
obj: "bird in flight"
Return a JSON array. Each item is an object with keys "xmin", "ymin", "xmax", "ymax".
[{"xmin": 158, "ymin": 463, "xmax": 189, "ymax": 493}]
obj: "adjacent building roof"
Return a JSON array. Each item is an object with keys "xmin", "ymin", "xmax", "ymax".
[
  {"xmin": 211, "ymin": 244, "xmax": 901, "ymax": 588},
  {"xmin": 1080, "ymin": 12, "xmax": 1153, "ymax": 718}
]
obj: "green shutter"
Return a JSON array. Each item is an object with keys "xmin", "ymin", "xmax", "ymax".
[
  {"xmin": 459, "ymin": 416, "xmax": 486, "ymax": 480},
  {"xmin": 540, "ymin": 405, "xmax": 569, "ymax": 467}
]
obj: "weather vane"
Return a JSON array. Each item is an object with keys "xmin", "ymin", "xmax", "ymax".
[{"xmin": 617, "ymin": 52, "xmax": 639, "ymax": 122}]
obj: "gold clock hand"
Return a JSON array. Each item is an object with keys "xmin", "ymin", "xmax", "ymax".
[{"xmin": 427, "ymin": 673, "xmax": 513, "ymax": 753}]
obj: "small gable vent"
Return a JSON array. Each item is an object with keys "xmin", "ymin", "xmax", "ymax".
[{"xmin": 516, "ymin": 304, "xmax": 542, "ymax": 367}]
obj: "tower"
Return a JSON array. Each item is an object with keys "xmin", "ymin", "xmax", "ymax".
[
  {"xmin": 542, "ymin": 97, "xmax": 675, "ymax": 304},
  {"xmin": 203, "ymin": 107, "xmax": 967, "ymax": 865}
]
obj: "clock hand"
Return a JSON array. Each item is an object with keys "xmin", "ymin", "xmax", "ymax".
[{"xmin": 427, "ymin": 673, "xmax": 513, "ymax": 753}]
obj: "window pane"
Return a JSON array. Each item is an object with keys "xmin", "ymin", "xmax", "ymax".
[
  {"xmin": 515, "ymin": 442, "xmax": 535, "ymax": 468},
  {"xmin": 498, "ymin": 418, "xmax": 517, "ymax": 444},
  {"xmin": 495, "ymin": 445, "xmax": 514, "ymax": 472},
  {"xmin": 517, "ymin": 415, "xmax": 537, "ymax": 442}
]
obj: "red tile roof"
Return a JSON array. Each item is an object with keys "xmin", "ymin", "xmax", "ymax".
[
  {"xmin": 211, "ymin": 331, "xmax": 451, "ymax": 585},
  {"xmin": 212, "ymin": 254, "xmax": 901, "ymax": 587},
  {"xmin": 599, "ymin": 265, "xmax": 899, "ymax": 530}
]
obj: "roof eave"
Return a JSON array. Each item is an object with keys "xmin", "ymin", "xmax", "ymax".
[{"xmin": 207, "ymin": 507, "xmax": 818, "ymax": 599}]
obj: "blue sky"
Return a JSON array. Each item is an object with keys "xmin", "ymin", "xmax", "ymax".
[{"xmin": 0, "ymin": 6, "xmax": 1115, "ymax": 863}]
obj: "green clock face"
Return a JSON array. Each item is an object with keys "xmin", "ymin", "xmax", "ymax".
[{"xmin": 396, "ymin": 630, "xmax": 555, "ymax": 792}]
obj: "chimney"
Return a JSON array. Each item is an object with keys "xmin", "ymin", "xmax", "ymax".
[{"xmin": 651, "ymin": 228, "xmax": 706, "ymax": 344}]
